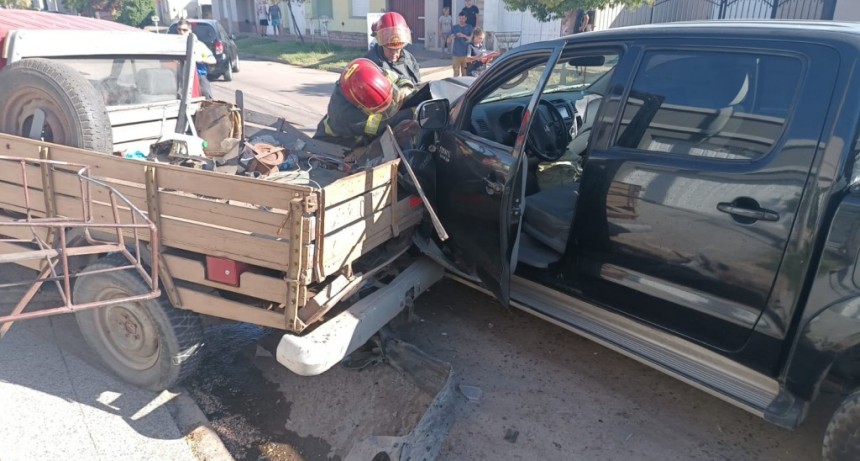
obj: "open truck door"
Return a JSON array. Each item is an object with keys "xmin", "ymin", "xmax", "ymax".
[{"xmin": 427, "ymin": 47, "xmax": 564, "ymax": 304}]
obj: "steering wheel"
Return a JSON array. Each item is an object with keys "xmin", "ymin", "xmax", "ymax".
[{"xmin": 526, "ymin": 100, "xmax": 570, "ymax": 161}]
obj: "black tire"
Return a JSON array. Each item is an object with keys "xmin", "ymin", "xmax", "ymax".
[
  {"xmin": 232, "ymin": 54, "xmax": 240, "ymax": 73},
  {"xmin": 223, "ymin": 62, "xmax": 233, "ymax": 82},
  {"xmin": 73, "ymin": 254, "xmax": 204, "ymax": 390},
  {"xmin": 0, "ymin": 58, "xmax": 112, "ymax": 153},
  {"xmin": 823, "ymin": 388, "xmax": 860, "ymax": 461}
]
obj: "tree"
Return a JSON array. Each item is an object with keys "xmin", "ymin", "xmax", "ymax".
[
  {"xmin": 502, "ymin": 0, "xmax": 653, "ymax": 22},
  {"xmin": 117, "ymin": 0, "xmax": 156, "ymax": 28},
  {"xmin": 0, "ymin": 0, "xmax": 33, "ymax": 9},
  {"xmin": 62, "ymin": 0, "xmax": 121, "ymax": 17}
]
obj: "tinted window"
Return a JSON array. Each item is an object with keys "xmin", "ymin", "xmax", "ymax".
[
  {"xmin": 614, "ymin": 51, "xmax": 802, "ymax": 161},
  {"xmin": 191, "ymin": 23, "xmax": 218, "ymax": 42}
]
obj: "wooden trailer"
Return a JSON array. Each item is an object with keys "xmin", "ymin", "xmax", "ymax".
[{"xmin": 0, "ymin": 107, "xmax": 431, "ymax": 389}]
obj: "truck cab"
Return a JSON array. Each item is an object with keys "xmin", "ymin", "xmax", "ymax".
[
  {"xmin": 417, "ymin": 21, "xmax": 860, "ymax": 460},
  {"xmin": 0, "ymin": 10, "xmax": 197, "ymax": 155}
]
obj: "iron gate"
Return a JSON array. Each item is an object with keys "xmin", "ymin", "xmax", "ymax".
[{"xmin": 607, "ymin": 0, "xmax": 836, "ymax": 28}]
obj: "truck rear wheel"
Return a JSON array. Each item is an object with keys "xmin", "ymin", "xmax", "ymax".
[
  {"xmin": 0, "ymin": 58, "xmax": 112, "ymax": 153},
  {"xmin": 823, "ymin": 387, "xmax": 860, "ymax": 461},
  {"xmin": 73, "ymin": 255, "xmax": 204, "ymax": 390}
]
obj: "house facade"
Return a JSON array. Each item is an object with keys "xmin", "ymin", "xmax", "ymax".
[{"xmin": 212, "ymin": 0, "xmax": 856, "ymax": 52}]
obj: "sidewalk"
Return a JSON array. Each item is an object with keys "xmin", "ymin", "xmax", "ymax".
[{"xmin": 0, "ymin": 271, "xmax": 230, "ymax": 461}]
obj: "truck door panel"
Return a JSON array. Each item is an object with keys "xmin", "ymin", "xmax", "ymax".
[
  {"xmin": 573, "ymin": 42, "xmax": 838, "ymax": 354},
  {"xmin": 436, "ymin": 49, "xmax": 561, "ymax": 304}
]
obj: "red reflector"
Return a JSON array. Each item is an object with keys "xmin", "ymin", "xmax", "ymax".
[
  {"xmin": 214, "ymin": 41, "xmax": 224, "ymax": 55},
  {"xmin": 205, "ymin": 256, "xmax": 248, "ymax": 287},
  {"xmin": 409, "ymin": 196, "xmax": 422, "ymax": 208}
]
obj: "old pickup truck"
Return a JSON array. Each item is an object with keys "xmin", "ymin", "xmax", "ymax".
[{"xmin": 0, "ymin": 11, "xmax": 432, "ymax": 393}]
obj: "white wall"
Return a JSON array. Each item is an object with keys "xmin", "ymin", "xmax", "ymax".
[
  {"xmin": 483, "ymin": 0, "xmax": 561, "ymax": 48},
  {"xmin": 835, "ymin": 0, "xmax": 860, "ymax": 21}
]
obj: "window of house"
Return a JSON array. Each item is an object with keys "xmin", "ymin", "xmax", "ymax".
[
  {"xmin": 351, "ymin": 0, "xmax": 369, "ymax": 17},
  {"xmin": 614, "ymin": 50, "xmax": 803, "ymax": 161}
]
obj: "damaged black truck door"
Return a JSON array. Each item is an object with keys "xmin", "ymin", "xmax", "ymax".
[{"xmin": 431, "ymin": 48, "xmax": 563, "ymax": 304}]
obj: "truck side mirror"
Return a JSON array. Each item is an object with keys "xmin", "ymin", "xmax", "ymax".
[{"xmin": 416, "ymin": 99, "xmax": 449, "ymax": 130}]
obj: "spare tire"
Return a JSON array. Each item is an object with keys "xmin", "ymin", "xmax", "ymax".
[{"xmin": 0, "ymin": 58, "xmax": 112, "ymax": 153}]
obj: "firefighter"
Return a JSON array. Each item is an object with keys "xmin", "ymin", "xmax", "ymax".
[
  {"xmin": 364, "ymin": 12, "xmax": 421, "ymax": 85},
  {"xmin": 314, "ymin": 58, "xmax": 419, "ymax": 149}
]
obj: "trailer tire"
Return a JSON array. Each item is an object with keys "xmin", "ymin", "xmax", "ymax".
[
  {"xmin": 823, "ymin": 388, "xmax": 860, "ymax": 461},
  {"xmin": 0, "ymin": 58, "xmax": 112, "ymax": 153},
  {"xmin": 73, "ymin": 254, "xmax": 203, "ymax": 391}
]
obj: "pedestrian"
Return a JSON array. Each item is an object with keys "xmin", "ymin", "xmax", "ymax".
[
  {"xmin": 460, "ymin": 0, "xmax": 479, "ymax": 28},
  {"xmin": 364, "ymin": 11, "xmax": 421, "ymax": 85},
  {"xmin": 438, "ymin": 6, "xmax": 452, "ymax": 55},
  {"xmin": 447, "ymin": 13, "xmax": 473, "ymax": 77},
  {"xmin": 314, "ymin": 58, "xmax": 418, "ymax": 149},
  {"xmin": 580, "ymin": 11, "xmax": 594, "ymax": 32},
  {"xmin": 176, "ymin": 19, "xmax": 217, "ymax": 99},
  {"xmin": 465, "ymin": 28, "xmax": 496, "ymax": 77},
  {"xmin": 268, "ymin": 1, "xmax": 282, "ymax": 36},
  {"xmin": 257, "ymin": 1, "xmax": 269, "ymax": 36}
]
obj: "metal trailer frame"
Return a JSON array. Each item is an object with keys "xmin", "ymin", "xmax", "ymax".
[{"xmin": 0, "ymin": 154, "xmax": 159, "ymax": 337}]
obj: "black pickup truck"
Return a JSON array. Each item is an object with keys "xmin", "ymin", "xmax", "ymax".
[{"xmin": 413, "ymin": 21, "xmax": 860, "ymax": 460}]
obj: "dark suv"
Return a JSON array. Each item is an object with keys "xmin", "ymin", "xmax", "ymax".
[
  {"xmin": 413, "ymin": 20, "xmax": 860, "ymax": 461},
  {"xmin": 169, "ymin": 19, "xmax": 239, "ymax": 81}
]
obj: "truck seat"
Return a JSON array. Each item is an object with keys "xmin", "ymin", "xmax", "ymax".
[
  {"xmin": 135, "ymin": 68, "xmax": 178, "ymax": 103},
  {"xmin": 522, "ymin": 182, "xmax": 579, "ymax": 254}
]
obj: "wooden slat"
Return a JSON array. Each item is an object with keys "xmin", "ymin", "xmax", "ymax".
[
  {"xmin": 0, "ymin": 135, "xmax": 318, "ymax": 210},
  {"xmin": 322, "ymin": 160, "xmax": 398, "ymax": 208},
  {"xmin": 175, "ymin": 286, "xmax": 287, "ymax": 330},
  {"xmin": 107, "ymin": 102, "xmax": 182, "ymax": 126},
  {"xmin": 0, "ymin": 241, "xmax": 41, "ymax": 270},
  {"xmin": 163, "ymin": 254, "xmax": 287, "ymax": 304},
  {"xmin": 0, "ymin": 215, "xmax": 51, "ymax": 242},
  {"xmin": 323, "ymin": 183, "xmax": 392, "ymax": 234},
  {"xmin": 111, "ymin": 120, "xmax": 172, "ymax": 145},
  {"xmin": 321, "ymin": 198, "xmax": 423, "ymax": 276}
]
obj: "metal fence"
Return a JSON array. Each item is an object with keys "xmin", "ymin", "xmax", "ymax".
[{"xmin": 603, "ymin": 0, "xmax": 836, "ymax": 29}]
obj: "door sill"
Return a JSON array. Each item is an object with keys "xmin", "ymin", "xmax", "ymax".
[{"xmin": 448, "ymin": 273, "xmax": 782, "ymax": 419}]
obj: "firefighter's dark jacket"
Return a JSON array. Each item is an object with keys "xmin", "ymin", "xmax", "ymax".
[
  {"xmin": 364, "ymin": 44, "xmax": 421, "ymax": 85},
  {"xmin": 313, "ymin": 82, "xmax": 413, "ymax": 148}
]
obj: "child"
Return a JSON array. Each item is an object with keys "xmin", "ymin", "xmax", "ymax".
[
  {"xmin": 465, "ymin": 28, "xmax": 498, "ymax": 77},
  {"xmin": 438, "ymin": 7, "xmax": 452, "ymax": 55}
]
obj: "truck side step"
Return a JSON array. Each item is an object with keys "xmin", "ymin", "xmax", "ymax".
[{"xmin": 276, "ymin": 257, "xmax": 444, "ymax": 376}]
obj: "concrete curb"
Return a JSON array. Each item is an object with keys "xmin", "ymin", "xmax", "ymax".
[{"xmin": 168, "ymin": 388, "xmax": 234, "ymax": 461}]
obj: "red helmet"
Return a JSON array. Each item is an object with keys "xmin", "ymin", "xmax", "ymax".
[
  {"xmin": 340, "ymin": 58, "xmax": 394, "ymax": 114},
  {"xmin": 376, "ymin": 12, "xmax": 411, "ymax": 49}
]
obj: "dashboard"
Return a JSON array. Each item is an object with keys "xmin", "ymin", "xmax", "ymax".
[{"xmin": 469, "ymin": 92, "xmax": 586, "ymax": 148}]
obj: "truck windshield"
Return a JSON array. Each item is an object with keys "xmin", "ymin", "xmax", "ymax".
[{"xmin": 52, "ymin": 57, "xmax": 184, "ymax": 107}]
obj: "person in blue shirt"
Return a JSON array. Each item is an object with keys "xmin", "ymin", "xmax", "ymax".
[{"xmin": 447, "ymin": 13, "xmax": 473, "ymax": 77}]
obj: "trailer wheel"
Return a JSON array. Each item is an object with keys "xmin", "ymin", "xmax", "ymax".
[
  {"xmin": 0, "ymin": 58, "xmax": 112, "ymax": 153},
  {"xmin": 73, "ymin": 254, "xmax": 203, "ymax": 390},
  {"xmin": 823, "ymin": 388, "xmax": 860, "ymax": 461}
]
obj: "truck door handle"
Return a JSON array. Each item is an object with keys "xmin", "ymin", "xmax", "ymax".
[
  {"xmin": 484, "ymin": 176, "xmax": 503, "ymax": 195},
  {"xmin": 717, "ymin": 201, "xmax": 779, "ymax": 222}
]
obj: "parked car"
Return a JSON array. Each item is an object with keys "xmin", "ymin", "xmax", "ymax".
[
  {"xmin": 409, "ymin": 20, "xmax": 860, "ymax": 461},
  {"xmin": 168, "ymin": 19, "xmax": 239, "ymax": 81}
]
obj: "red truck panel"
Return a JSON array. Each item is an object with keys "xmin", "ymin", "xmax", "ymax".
[{"xmin": 0, "ymin": 10, "xmax": 137, "ymax": 69}]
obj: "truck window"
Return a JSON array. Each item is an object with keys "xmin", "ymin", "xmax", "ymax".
[
  {"xmin": 51, "ymin": 57, "xmax": 183, "ymax": 106},
  {"xmin": 614, "ymin": 51, "xmax": 803, "ymax": 161}
]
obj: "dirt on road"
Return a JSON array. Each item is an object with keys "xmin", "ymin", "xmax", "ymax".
[{"xmin": 184, "ymin": 277, "xmax": 837, "ymax": 461}]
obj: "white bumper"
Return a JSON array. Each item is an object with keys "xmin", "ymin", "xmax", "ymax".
[{"xmin": 276, "ymin": 257, "xmax": 444, "ymax": 376}]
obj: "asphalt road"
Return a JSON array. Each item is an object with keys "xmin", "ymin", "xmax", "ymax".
[{"xmin": 198, "ymin": 58, "xmax": 838, "ymax": 461}]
